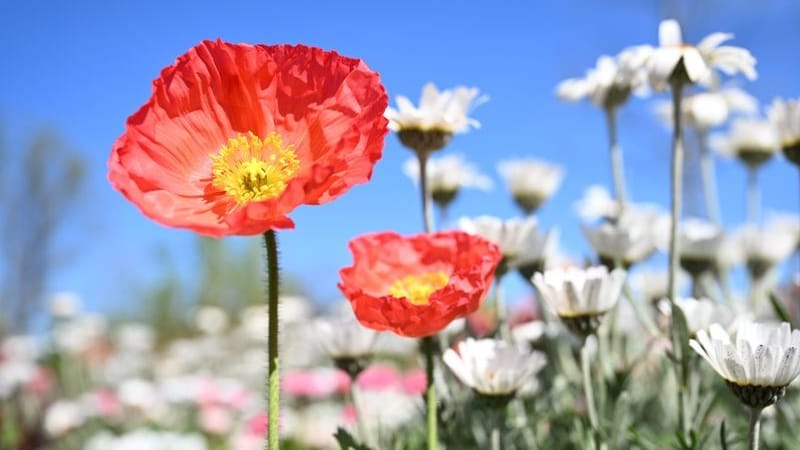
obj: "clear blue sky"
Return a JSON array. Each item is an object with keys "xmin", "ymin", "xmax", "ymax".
[{"xmin": 1, "ymin": 0, "xmax": 798, "ymax": 314}]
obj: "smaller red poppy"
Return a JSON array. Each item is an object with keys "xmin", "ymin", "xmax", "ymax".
[{"xmin": 338, "ymin": 231, "xmax": 501, "ymax": 338}]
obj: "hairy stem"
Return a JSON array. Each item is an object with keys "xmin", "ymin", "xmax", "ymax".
[
  {"xmin": 423, "ymin": 337, "xmax": 438, "ymax": 450},
  {"xmin": 263, "ymin": 231, "xmax": 280, "ymax": 450}
]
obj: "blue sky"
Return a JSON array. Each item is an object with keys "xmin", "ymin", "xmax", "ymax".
[{"xmin": 1, "ymin": 0, "xmax": 798, "ymax": 314}]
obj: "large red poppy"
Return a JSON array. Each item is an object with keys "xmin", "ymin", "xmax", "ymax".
[
  {"xmin": 109, "ymin": 40, "xmax": 388, "ymax": 236},
  {"xmin": 339, "ymin": 231, "xmax": 501, "ymax": 338}
]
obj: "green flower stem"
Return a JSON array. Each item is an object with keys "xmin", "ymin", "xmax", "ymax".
[
  {"xmin": 263, "ymin": 230, "xmax": 280, "ymax": 450},
  {"xmin": 604, "ymin": 106, "xmax": 628, "ymax": 207},
  {"xmin": 747, "ymin": 165, "xmax": 760, "ymax": 225},
  {"xmin": 622, "ymin": 282, "xmax": 660, "ymax": 337},
  {"xmin": 748, "ymin": 407, "xmax": 762, "ymax": 450},
  {"xmin": 697, "ymin": 129, "xmax": 721, "ymax": 225},
  {"xmin": 422, "ymin": 336, "xmax": 438, "ymax": 450},
  {"xmin": 417, "ymin": 151, "xmax": 438, "ymax": 450},
  {"xmin": 581, "ymin": 340, "xmax": 601, "ymax": 445},
  {"xmin": 494, "ymin": 275, "xmax": 511, "ymax": 342},
  {"xmin": 668, "ymin": 79, "xmax": 691, "ymax": 441}
]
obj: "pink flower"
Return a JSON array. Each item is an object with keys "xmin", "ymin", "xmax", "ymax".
[
  {"xmin": 401, "ymin": 370, "xmax": 427, "ymax": 396},
  {"xmin": 356, "ymin": 364, "xmax": 401, "ymax": 391},
  {"xmin": 200, "ymin": 405, "xmax": 233, "ymax": 435},
  {"xmin": 283, "ymin": 369, "xmax": 350, "ymax": 398}
]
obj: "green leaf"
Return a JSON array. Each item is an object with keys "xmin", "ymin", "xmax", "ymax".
[
  {"xmin": 334, "ymin": 428, "xmax": 374, "ymax": 450},
  {"xmin": 769, "ymin": 291, "xmax": 795, "ymax": 327},
  {"xmin": 671, "ymin": 304, "xmax": 692, "ymax": 387}
]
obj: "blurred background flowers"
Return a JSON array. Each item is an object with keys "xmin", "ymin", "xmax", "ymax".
[{"xmin": 1, "ymin": 0, "xmax": 800, "ymax": 449}]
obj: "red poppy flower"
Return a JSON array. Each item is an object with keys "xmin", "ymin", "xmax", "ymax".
[
  {"xmin": 339, "ymin": 231, "xmax": 501, "ymax": 338},
  {"xmin": 109, "ymin": 40, "xmax": 388, "ymax": 236}
]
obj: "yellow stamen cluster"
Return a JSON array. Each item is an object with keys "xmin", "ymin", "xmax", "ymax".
[
  {"xmin": 211, "ymin": 132, "xmax": 299, "ymax": 205},
  {"xmin": 389, "ymin": 271, "xmax": 450, "ymax": 306}
]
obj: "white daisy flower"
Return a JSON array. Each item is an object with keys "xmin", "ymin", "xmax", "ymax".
[
  {"xmin": 660, "ymin": 297, "xmax": 733, "ymax": 336},
  {"xmin": 646, "ymin": 19, "xmax": 756, "ymax": 92},
  {"xmin": 667, "ymin": 218, "xmax": 724, "ymax": 276},
  {"xmin": 653, "ymin": 87, "xmax": 758, "ymax": 131},
  {"xmin": 768, "ymin": 97, "xmax": 800, "ymax": 166},
  {"xmin": 574, "ymin": 185, "xmax": 619, "ymax": 222},
  {"xmin": 532, "ymin": 266, "xmax": 626, "ymax": 338},
  {"xmin": 459, "ymin": 216, "xmax": 555, "ymax": 275},
  {"xmin": 738, "ymin": 222, "xmax": 799, "ymax": 280},
  {"xmin": 496, "ymin": 158, "xmax": 564, "ymax": 214},
  {"xmin": 556, "ymin": 48, "xmax": 650, "ymax": 109},
  {"xmin": 581, "ymin": 212, "xmax": 658, "ymax": 268},
  {"xmin": 43, "ymin": 400, "xmax": 86, "ymax": 437},
  {"xmin": 315, "ymin": 316, "xmax": 377, "ymax": 379},
  {"xmin": 443, "ymin": 338, "xmax": 547, "ymax": 399},
  {"xmin": 194, "ymin": 306, "xmax": 229, "ymax": 335},
  {"xmin": 402, "ymin": 154, "xmax": 492, "ymax": 209},
  {"xmin": 385, "ymin": 83, "xmax": 487, "ymax": 154},
  {"xmin": 690, "ymin": 322, "xmax": 800, "ymax": 408},
  {"xmin": 712, "ymin": 117, "xmax": 779, "ymax": 168}
]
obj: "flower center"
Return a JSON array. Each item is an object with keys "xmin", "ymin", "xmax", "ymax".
[
  {"xmin": 211, "ymin": 132, "xmax": 300, "ymax": 205},
  {"xmin": 388, "ymin": 271, "xmax": 450, "ymax": 305}
]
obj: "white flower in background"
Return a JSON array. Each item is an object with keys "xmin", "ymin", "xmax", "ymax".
[
  {"xmin": 44, "ymin": 400, "xmax": 86, "ymax": 436},
  {"xmin": 115, "ymin": 323, "xmax": 156, "ymax": 354},
  {"xmin": 533, "ymin": 266, "xmax": 626, "ymax": 338},
  {"xmin": 2, "ymin": 334, "xmax": 42, "ymax": 361},
  {"xmin": 443, "ymin": 338, "xmax": 547, "ymax": 398},
  {"xmin": 353, "ymin": 388, "xmax": 421, "ymax": 448},
  {"xmin": 659, "ymin": 297, "xmax": 732, "ymax": 336},
  {"xmin": 646, "ymin": 19, "xmax": 756, "ymax": 91},
  {"xmin": 738, "ymin": 222, "xmax": 799, "ymax": 280},
  {"xmin": 768, "ymin": 98, "xmax": 800, "ymax": 148},
  {"xmin": 0, "ymin": 359, "xmax": 37, "ymax": 398},
  {"xmin": 712, "ymin": 117, "xmax": 779, "ymax": 168},
  {"xmin": 574, "ymin": 185, "xmax": 619, "ymax": 222},
  {"xmin": 85, "ymin": 429, "xmax": 207, "ymax": 450},
  {"xmin": 765, "ymin": 212, "xmax": 800, "ymax": 249},
  {"xmin": 653, "ymin": 87, "xmax": 758, "ymax": 130},
  {"xmin": 459, "ymin": 216, "xmax": 555, "ymax": 274},
  {"xmin": 49, "ymin": 291, "xmax": 82, "ymax": 318},
  {"xmin": 118, "ymin": 378, "xmax": 164, "ymax": 417},
  {"xmin": 581, "ymin": 212, "xmax": 658, "ymax": 268},
  {"xmin": 53, "ymin": 314, "xmax": 108, "ymax": 355},
  {"xmin": 497, "ymin": 158, "xmax": 564, "ymax": 214},
  {"xmin": 556, "ymin": 47, "xmax": 651, "ymax": 109},
  {"xmin": 768, "ymin": 97, "xmax": 800, "ymax": 167},
  {"xmin": 194, "ymin": 306, "xmax": 229, "ymax": 335},
  {"xmin": 402, "ymin": 154, "xmax": 492, "ymax": 209},
  {"xmin": 385, "ymin": 82, "xmax": 486, "ymax": 134},
  {"xmin": 632, "ymin": 269, "xmax": 689, "ymax": 305},
  {"xmin": 315, "ymin": 316, "xmax": 376, "ymax": 360},
  {"xmin": 516, "ymin": 227, "xmax": 560, "ymax": 279},
  {"xmin": 690, "ymin": 322, "xmax": 800, "ymax": 409},
  {"xmin": 279, "ymin": 295, "xmax": 313, "ymax": 324},
  {"xmin": 671, "ymin": 218, "xmax": 724, "ymax": 276},
  {"xmin": 292, "ymin": 403, "xmax": 341, "ymax": 449}
]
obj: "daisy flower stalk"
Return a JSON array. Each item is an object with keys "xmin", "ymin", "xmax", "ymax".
[
  {"xmin": 645, "ymin": 19, "xmax": 756, "ymax": 437},
  {"xmin": 557, "ymin": 47, "xmax": 650, "ymax": 206},
  {"xmin": 532, "ymin": 266, "xmax": 625, "ymax": 445},
  {"xmin": 386, "ymin": 83, "xmax": 486, "ymax": 232},
  {"xmin": 690, "ymin": 322, "xmax": 800, "ymax": 450},
  {"xmin": 654, "ymin": 87, "xmax": 758, "ymax": 224},
  {"xmin": 108, "ymin": 41, "xmax": 388, "ymax": 450},
  {"xmin": 402, "ymin": 154, "xmax": 492, "ymax": 221}
]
